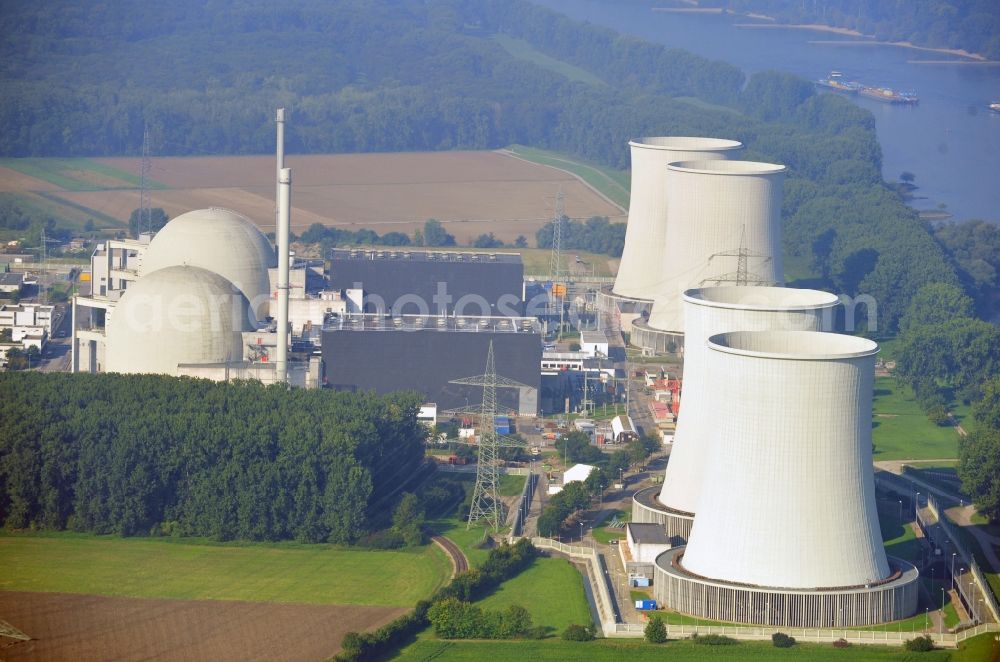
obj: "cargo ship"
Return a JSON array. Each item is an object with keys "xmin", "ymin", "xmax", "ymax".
[
  {"xmin": 991, "ymin": 102, "xmax": 1000, "ymax": 114},
  {"xmin": 815, "ymin": 71, "xmax": 860, "ymax": 94},
  {"xmin": 859, "ymin": 85, "xmax": 919, "ymax": 105}
]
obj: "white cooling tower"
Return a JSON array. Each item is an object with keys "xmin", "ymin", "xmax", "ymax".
[
  {"xmin": 682, "ymin": 330, "xmax": 888, "ymax": 589},
  {"xmin": 646, "ymin": 160, "xmax": 785, "ymax": 334},
  {"xmin": 658, "ymin": 286, "xmax": 840, "ymax": 522},
  {"xmin": 612, "ymin": 138, "xmax": 742, "ymax": 301}
]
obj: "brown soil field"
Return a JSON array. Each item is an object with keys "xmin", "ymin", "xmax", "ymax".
[
  {"xmin": 0, "ymin": 591, "xmax": 405, "ymax": 662},
  {"xmin": 81, "ymin": 151, "xmax": 625, "ymax": 242},
  {"xmin": 0, "ymin": 168, "xmax": 60, "ymax": 193}
]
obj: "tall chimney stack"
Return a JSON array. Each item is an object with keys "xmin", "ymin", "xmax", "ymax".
[
  {"xmin": 277, "ymin": 167, "xmax": 291, "ymax": 383},
  {"xmin": 275, "ymin": 108, "xmax": 285, "ymax": 236}
]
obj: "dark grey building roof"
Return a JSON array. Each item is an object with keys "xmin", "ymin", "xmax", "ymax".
[
  {"xmin": 328, "ymin": 249, "xmax": 524, "ymax": 316},
  {"xmin": 628, "ymin": 523, "xmax": 672, "ymax": 545},
  {"xmin": 0, "ymin": 272, "xmax": 24, "ymax": 286}
]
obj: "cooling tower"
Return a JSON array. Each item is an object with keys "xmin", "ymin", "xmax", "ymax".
[
  {"xmin": 684, "ymin": 330, "xmax": 886, "ymax": 587},
  {"xmin": 646, "ymin": 161, "xmax": 785, "ymax": 334},
  {"xmin": 612, "ymin": 138, "xmax": 742, "ymax": 302},
  {"xmin": 653, "ymin": 330, "xmax": 919, "ymax": 627},
  {"xmin": 656, "ymin": 287, "xmax": 840, "ymax": 532}
]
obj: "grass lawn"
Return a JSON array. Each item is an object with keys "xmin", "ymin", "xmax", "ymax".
[
  {"xmin": 506, "ymin": 144, "xmax": 630, "ymax": 210},
  {"xmin": 0, "ymin": 531, "xmax": 450, "ymax": 607},
  {"xmin": 492, "ymin": 35, "xmax": 605, "ymax": 87},
  {"xmin": 391, "ymin": 638, "xmax": 950, "ymax": 660},
  {"xmin": 872, "ymin": 377, "xmax": 959, "ymax": 461},
  {"xmin": 426, "ymin": 516, "xmax": 496, "ymax": 567},
  {"xmin": 498, "ymin": 473, "xmax": 527, "ymax": 497},
  {"xmin": 477, "ymin": 557, "xmax": 591, "ymax": 635},
  {"xmin": 953, "ymin": 631, "xmax": 1000, "ymax": 661}
]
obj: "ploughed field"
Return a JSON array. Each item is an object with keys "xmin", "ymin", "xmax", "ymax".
[
  {"xmin": 0, "ymin": 533, "xmax": 451, "ymax": 661},
  {"xmin": 0, "ymin": 591, "xmax": 405, "ymax": 662},
  {"xmin": 0, "ymin": 150, "xmax": 624, "ymax": 243}
]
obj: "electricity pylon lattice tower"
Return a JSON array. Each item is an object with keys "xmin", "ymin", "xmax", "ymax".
[
  {"xmin": 704, "ymin": 226, "xmax": 774, "ymax": 287},
  {"xmin": 139, "ymin": 125, "xmax": 153, "ymax": 235},
  {"xmin": 549, "ymin": 189, "xmax": 566, "ymax": 283},
  {"xmin": 445, "ymin": 341, "xmax": 529, "ymax": 530}
]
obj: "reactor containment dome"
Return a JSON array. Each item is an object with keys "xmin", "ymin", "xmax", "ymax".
[
  {"xmin": 141, "ymin": 207, "xmax": 277, "ymax": 319},
  {"xmin": 645, "ymin": 160, "xmax": 785, "ymax": 336},
  {"xmin": 612, "ymin": 137, "xmax": 742, "ymax": 303},
  {"xmin": 651, "ymin": 286, "xmax": 840, "ymax": 539},
  {"xmin": 105, "ymin": 265, "xmax": 256, "ymax": 376},
  {"xmin": 653, "ymin": 330, "xmax": 919, "ymax": 628}
]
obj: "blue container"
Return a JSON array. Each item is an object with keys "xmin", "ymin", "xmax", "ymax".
[{"xmin": 634, "ymin": 599, "xmax": 656, "ymax": 610}]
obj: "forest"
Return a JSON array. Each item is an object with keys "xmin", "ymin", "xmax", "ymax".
[
  {"xmin": 701, "ymin": 0, "xmax": 1000, "ymax": 60},
  {"xmin": 0, "ymin": 372, "xmax": 427, "ymax": 542}
]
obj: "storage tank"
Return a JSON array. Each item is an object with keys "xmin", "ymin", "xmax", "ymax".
[
  {"xmin": 658, "ymin": 286, "xmax": 840, "ymax": 525},
  {"xmin": 612, "ymin": 138, "xmax": 742, "ymax": 302},
  {"xmin": 646, "ymin": 160, "xmax": 785, "ymax": 334},
  {"xmin": 105, "ymin": 265, "xmax": 256, "ymax": 376},
  {"xmin": 683, "ymin": 330, "xmax": 887, "ymax": 588},
  {"xmin": 141, "ymin": 207, "xmax": 277, "ymax": 319}
]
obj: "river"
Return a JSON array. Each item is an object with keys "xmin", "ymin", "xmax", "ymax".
[{"xmin": 535, "ymin": 0, "xmax": 1000, "ymax": 224}]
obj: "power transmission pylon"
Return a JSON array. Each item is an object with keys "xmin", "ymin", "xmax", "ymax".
[
  {"xmin": 549, "ymin": 189, "xmax": 565, "ymax": 283},
  {"xmin": 705, "ymin": 226, "xmax": 774, "ymax": 286},
  {"xmin": 445, "ymin": 341, "xmax": 529, "ymax": 530},
  {"xmin": 139, "ymin": 125, "xmax": 152, "ymax": 236}
]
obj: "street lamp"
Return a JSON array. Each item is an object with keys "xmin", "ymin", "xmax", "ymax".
[
  {"xmin": 951, "ymin": 553, "xmax": 957, "ymax": 590},
  {"xmin": 898, "ymin": 499, "xmax": 903, "ymax": 524},
  {"xmin": 579, "ymin": 521, "xmax": 584, "ymax": 544},
  {"xmin": 915, "ymin": 492, "xmax": 921, "ymax": 520}
]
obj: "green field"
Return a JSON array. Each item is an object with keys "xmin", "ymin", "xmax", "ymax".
[
  {"xmin": 391, "ymin": 638, "xmax": 951, "ymax": 661},
  {"xmin": 872, "ymin": 377, "xmax": 959, "ymax": 461},
  {"xmin": 0, "ymin": 532, "xmax": 450, "ymax": 607},
  {"xmin": 492, "ymin": 35, "xmax": 605, "ymax": 87},
  {"xmin": 0, "ymin": 157, "xmax": 165, "ymax": 191},
  {"xmin": 477, "ymin": 557, "xmax": 591, "ymax": 634},
  {"xmin": 506, "ymin": 144, "xmax": 630, "ymax": 210}
]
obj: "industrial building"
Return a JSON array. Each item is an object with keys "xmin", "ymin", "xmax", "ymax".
[
  {"xmin": 327, "ymin": 248, "xmax": 524, "ymax": 316},
  {"xmin": 632, "ymin": 160, "xmax": 786, "ymax": 352},
  {"xmin": 652, "ymin": 330, "xmax": 918, "ymax": 627},
  {"xmin": 647, "ymin": 286, "xmax": 840, "ymax": 540},
  {"xmin": 322, "ymin": 313, "xmax": 541, "ymax": 416}
]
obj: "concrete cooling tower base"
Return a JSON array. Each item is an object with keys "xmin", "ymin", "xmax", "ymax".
[
  {"xmin": 632, "ymin": 486, "xmax": 693, "ymax": 541},
  {"xmin": 596, "ymin": 288, "xmax": 651, "ymax": 316},
  {"xmin": 654, "ymin": 547, "xmax": 920, "ymax": 628},
  {"xmin": 630, "ymin": 318, "xmax": 684, "ymax": 355}
]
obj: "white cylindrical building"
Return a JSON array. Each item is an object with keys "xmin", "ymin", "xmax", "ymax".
[
  {"xmin": 645, "ymin": 161, "xmax": 785, "ymax": 335},
  {"xmin": 611, "ymin": 138, "xmax": 742, "ymax": 303},
  {"xmin": 655, "ymin": 286, "xmax": 840, "ymax": 537},
  {"xmin": 105, "ymin": 265, "xmax": 256, "ymax": 376},
  {"xmin": 654, "ymin": 330, "xmax": 918, "ymax": 627},
  {"xmin": 141, "ymin": 208, "xmax": 277, "ymax": 320}
]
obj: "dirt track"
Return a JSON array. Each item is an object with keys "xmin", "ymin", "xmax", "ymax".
[{"xmin": 0, "ymin": 591, "xmax": 405, "ymax": 662}]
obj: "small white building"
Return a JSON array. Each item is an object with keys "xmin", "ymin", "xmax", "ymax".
[
  {"xmin": 625, "ymin": 523, "xmax": 672, "ymax": 564},
  {"xmin": 580, "ymin": 330, "xmax": 609, "ymax": 358},
  {"xmin": 548, "ymin": 463, "xmax": 596, "ymax": 495},
  {"xmin": 0, "ymin": 304, "xmax": 54, "ymax": 335},
  {"xmin": 0, "ymin": 271, "xmax": 25, "ymax": 296}
]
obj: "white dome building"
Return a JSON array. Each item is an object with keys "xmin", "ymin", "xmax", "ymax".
[
  {"xmin": 141, "ymin": 208, "xmax": 276, "ymax": 319},
  {"xmin": 105, "ymin": 265, "xmax": 255, "ymax": 376}
]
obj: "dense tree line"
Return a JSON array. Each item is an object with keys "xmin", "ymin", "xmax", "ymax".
[
  {"xmin": 536, "ymin": 216, "xmax": 626, "ymax": 257},
  {"xmin": 703, "ymin": 0, "xmax": 1000, "ymax": 60},
  {"xmin": 958, "ymin": 377, "xmax": 1000, "ymax": 523},
  {"xmin": 932, "ymin": 220, "xmax": 1000, "ymax": 320},
  {"xmin": 0, "ymin": 372, "xmax": 426, "ymax": 542}
]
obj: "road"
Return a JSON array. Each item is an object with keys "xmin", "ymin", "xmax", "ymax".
[{"xmin": 431, "ymin": 535, "xmax": 468, "ymax": 578}]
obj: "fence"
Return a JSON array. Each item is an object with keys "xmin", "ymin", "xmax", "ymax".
[
  {"xmin": 612, "ymin": 621, "xmax": 998, "ymax": 646},
  {"xmin": 924, "ymin": 494, "xmax": 1000, "ymax": 624},
  {"xmin": 509, "ymin": 473, "xmax": 537, "ymax": 538}
]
